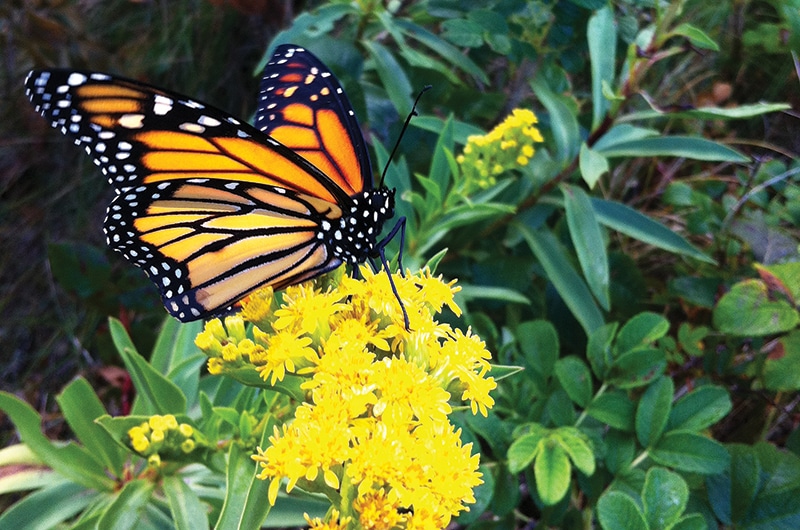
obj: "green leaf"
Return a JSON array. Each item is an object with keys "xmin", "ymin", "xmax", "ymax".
[
  {"xmin": 713, "ymin": 279, "xmax": 800, "ymax": 337},
  {"xmin": 516, "ymin": 320, "xmax": 559, "ymax": 383},
  {"xmin": 458, "ymin": 285, "xmax": 530, "ymax": 305},
  {"xmin": 579, "ymin": 143, "xmax": 610, "ymax": 189},
  {"xmin": 514, "ymin": 224, "xmax": 605, "ymax": 335},
  {"xmin": 56, "ymin": 378, "xmax": 125, "ymax": 477},
  {"xmin": 624, "ymin": 102, "xmax": 790, "ymax": 122},
  {"xmin": 650, "ymin": 431, "xmax": 729, "ymax": 474},
  {"xmin": 534, "ymin": 439, "xmax": 572, "ymax": 505},
  {"xmin": 163, "ymin": 475, "xmax": 210, "ymax": 530},
  {"xmin": 441, "ymin": 18, "xmax": 483, "ymax": 48},
  {"xmin": 429, "ymin": 116, "xmax": 455, "ymax": 194},
  {"xmin": 591, "ymin": 198, "xmax": 714, "ymax": 263},
  {"xmin": 586, "ymin": 390, "xmax": 635, "ymax": 431},
  {"xmin": 531, "ymin": 78, "xmax": 580, "ymax": 164},
  {"xmin": 109, "ymin": 318, "xmax": 187, "ymax": 415},
  {"xmin": 597, "ymin": 491, "xmax": 648, "ymax": 530},
  {"xmin": 587, "ymin": 322, "xmax": 617, "ymax": 379},
  {"xmin": 587, "ymin": 6, "xmax": 617, "ymax": 129},
  {"xmin": 215, "ymin": 420, "xmax": 273, "ymax": 529},
  {"xmin": 507, "ymin": 432, "xmax": 545, "ymax": 473},
  {"xmin": 0, "ymin": 392, "xmax": 114, "ymax": 491},
  {"xmin": 593, "ymin": 124, "xmax": 659, "ymax": 151},
  {"xmin": 616, "ymin": 311, "xmax": 670, "ymax": 354},
  {"xmin": 764, "ymin": 331, "xmax": 800, "ymax": 391},
  {"xmin": 636, "ymin": 377, "xmax": 674, "ymax": 448},
  {"xmin": 671, "ymin": 514, "xmax": 710, "ymax": 530},
  {"xmin": 609, "ymin": 348, "xmax": 666, "ymax": 389},
  {"xmin": 0, "ymin": 480, "xmax": 97, "ymax": 530},
  {"xmin": 562, "ymin": 184, "xmax": 610, "ymax": 310},
  {"xmin": 594, "ymin": 135, "xmax": 750, "ymax": 162},
  {"xmin": 642, "ymin": 467, "xmax": 689, "ymax": 530},
  {"xmin": 671, "ymin": 23, "xmax": 720, "ymax": 50},
  {"xmin": 363, "ymin": 40, "xmax": 412, "ymax": 116},
  {"xmin": 393, "ymin": 19, "xmax": 488, "ymax": 83},
  {"xmin": 668, "ymin": 385, "xmax": 732, "ymax": 431},
  {"xmin": 410, "ymin": 115, "xmax": 485, "ymax": 144},
  {"xmin": 556, "ymin": 427, "xmax": 596, "ymax": 475},
  {"xmin": 554, "ymin": 356, "xmax": 593, "ymax": 408},
  {"xmin": 97, "ymin": 479, "xmax": 156, "ymax": 530}
]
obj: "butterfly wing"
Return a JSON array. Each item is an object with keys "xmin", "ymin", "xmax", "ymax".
[
  {"xmin": 255, "ymin": 44, "xmax": 372, "ymax": 196},
  {"xmin": 24, "ymin": 68, "xmax": 351, "ymax": 321}
]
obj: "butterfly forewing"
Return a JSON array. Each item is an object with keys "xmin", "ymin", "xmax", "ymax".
[{"xmin": 256, "ymin": 46, "xmax": 371, "ymax": 198}]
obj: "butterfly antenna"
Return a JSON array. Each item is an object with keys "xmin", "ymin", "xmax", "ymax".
[{"xmin": 379, "ymin": 85, "xmax": 432, "ymax": 189}]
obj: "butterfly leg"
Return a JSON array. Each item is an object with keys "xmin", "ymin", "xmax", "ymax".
[
  {"xmin": 375, "ymin": 216, "xmax": 407, "ymax": 277},
  {"xmin": 377, "ymin": 245, "xmax": 410, "ymax": 330}
]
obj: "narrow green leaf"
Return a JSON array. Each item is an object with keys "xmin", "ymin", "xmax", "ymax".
[
  {"xmin": 587, "ymin": 6, "xmax": 617, "ymax": 129},
  {"xmin": 215, "ymin": 420, "xmax": 273, "ymax": 530},
  {"xmin": 56, "ymin": 378, "xmax": 125, "ymax": 477},
  {"xmin": 594, "ymin": 135, "xmax": 750, "ymax": 162},
  {"xmin": 534, "ymin": 440, "xmax": 572, "ymax": 505},
  {"xmin": 394, "ymin": 19, "xmax": 489, "ymax": 83},
  {"xmin": 624, "ymin": 102, "xmax": 790, "ymax": 122},
  {"xmin": 109, "ymin": 317, "xmax": 187, "ymax": 415},
  {"xmin": 591, "ymin": 198, "xmax": 714, "ymax": 263},
  {"xmin": 149, "ymin": 318, "xmax": 203, "ymax": 374},
  {"xmin": 429, "ymin": 116, "xmax": 454, "ymax": 193},
  {"xmin": 672, "ymin": 23, "xmax": 720, "ymax": 51},
  {"xmin": 586, "ymin": 390, "xmax": 635, "ymax": 431},
  {"xmin": 410, "ymin": 115, "xmax": 485, "ymax": 144},
  {"xmin": 586, "ymin": 322, "xmax": 617, "ymax": 380},
  {"xmin": 0, "ymin": 480, "xmax": 97, "ymax": 530},
  {"xmin": 163, "ymin": 475, "xmax": 210, "ymax": 530},
  {"xmin": 650, "ymin": 431, "xmax": 730, "ymax": 474},
  {"xmin": 616, "ymin": 312, "xmax": 670, "ymax": 355},
  {"xmin": 671, "ymin": 514, "xmax": 710, "ymax": 530},
  {"xmin": 507, "ymin": 432, "xmax": 544, "ymax": 473},
  {"xmin": 97, "ymin": 479, "xmax": 155, "ymax": 530},
  {"xmin": 363, "ymin": 40, "xmax": 412, "ymax": 116},
  {"xmin": 597, "ymin": 491, "xmax": 648, "ymax": 530},
  {"xmin": 554, "ymin": 356, "xmax": 593, "ymax": 408},
  {"xmin": 592, "ymin": 124, "xmax": 659, "ymax": 151},
  {"xmin": 636, "ymin": 377, "xmax": 675, "ymax": 448},
  {"xmin": 437, "ymin": 203, "xmax": 515, "ymax": 232},
  {"xmin": 562, "ymin": 184, "xmax": 610, "ymax": 310},
  {"xmin": 458, "ymin": 285, "xmax": 530, "ymax": 305},
  {"xmin": 668, "ymin": 385, "xmax": 732, "ymax": 431},
  {"xmin": 642, "ymin": 467, "xmax": 689, "ymax": 530},
  {"xmin": 531, "ymin": 78, "xmax": 580, "ymax": 164},
  {"xmin": 514, "ymin": 223, "xmax": 604, "ymax": 335},
  {"xmin": 579, "ymin": 143, "xmax": 610, "ymax": 189},
  {"xmin": 0, "ymin": 392, "xmax": 114, "ymax": 491}
]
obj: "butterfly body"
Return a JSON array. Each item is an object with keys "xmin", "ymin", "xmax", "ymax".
[{"xmin": 25, "ymin": 45, "xmax": 399, "ymax": 322}]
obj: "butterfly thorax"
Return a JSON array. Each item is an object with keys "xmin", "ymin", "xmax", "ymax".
[{"xmin": 321, "ymin": 188, "xmax": 396, "ymax": 264}]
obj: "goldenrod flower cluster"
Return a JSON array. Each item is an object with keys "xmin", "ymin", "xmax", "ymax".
[
  {"xmin": 127, "ymin": 414, "xmax": 197, "ymax": 467},
  {"xmin": 194, "ymin": 267, "xmax": 495, "ymax": 528},
  {"xmin": 456, "ymin": 108, "xmax": 544, "ymax": 190}
]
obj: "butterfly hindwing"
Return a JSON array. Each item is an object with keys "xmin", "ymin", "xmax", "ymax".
[
  {"xmin": 106, "ymin": 177, "xmax": 343, "ymax": 321},
  {"xmin": 256, "ymin": 45, "xmax": 371, "ymax": 198}
]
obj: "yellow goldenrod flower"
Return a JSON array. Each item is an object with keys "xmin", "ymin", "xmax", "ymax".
[
  {"xmin": 197, "ymin": 266, "xmax": 494, "ymax": 525},
  {"xmin": 458, "ymin": 107, "xmax": 544, "ymax": 191},
  {"xmin": 303, "ymin": 509, "xmax": 351, "ymax": 530}
]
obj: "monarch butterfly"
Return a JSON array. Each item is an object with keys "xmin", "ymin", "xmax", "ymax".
[{"xmin": 25, "ymin": 44, "xmax": 408, "ymax": 325}]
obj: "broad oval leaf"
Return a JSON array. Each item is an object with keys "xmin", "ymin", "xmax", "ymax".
[
  {"xmin": 636, "ymin": 377, "xmax": 675, "ymax": 448},
  {"xmin": 598, "ymin": 491, "xmax": 648, "ymax": 530},
  {"xmin": 643, "ymin": 467, "xmax": 689, "ymax": 530},
  {"xmin": 534, "ymin": 439, "xmax": 572, "ymax": 505},
  {"xmin": 650, "ymin": 431, "xmax": 730, "ymax": 474}
]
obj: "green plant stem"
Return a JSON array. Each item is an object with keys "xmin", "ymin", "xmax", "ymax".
[
  {"xmin": 630, "ymin": 450, "xmax": 650, "ymax": 469},
  {"xmin": 575, "ymin": 382, "xmax": 609, "ymax": 428}
]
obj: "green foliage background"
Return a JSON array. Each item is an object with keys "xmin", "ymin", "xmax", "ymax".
[{"xmin": 2, "ymin": 0, "xmax": 800, "ymax": 528}]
